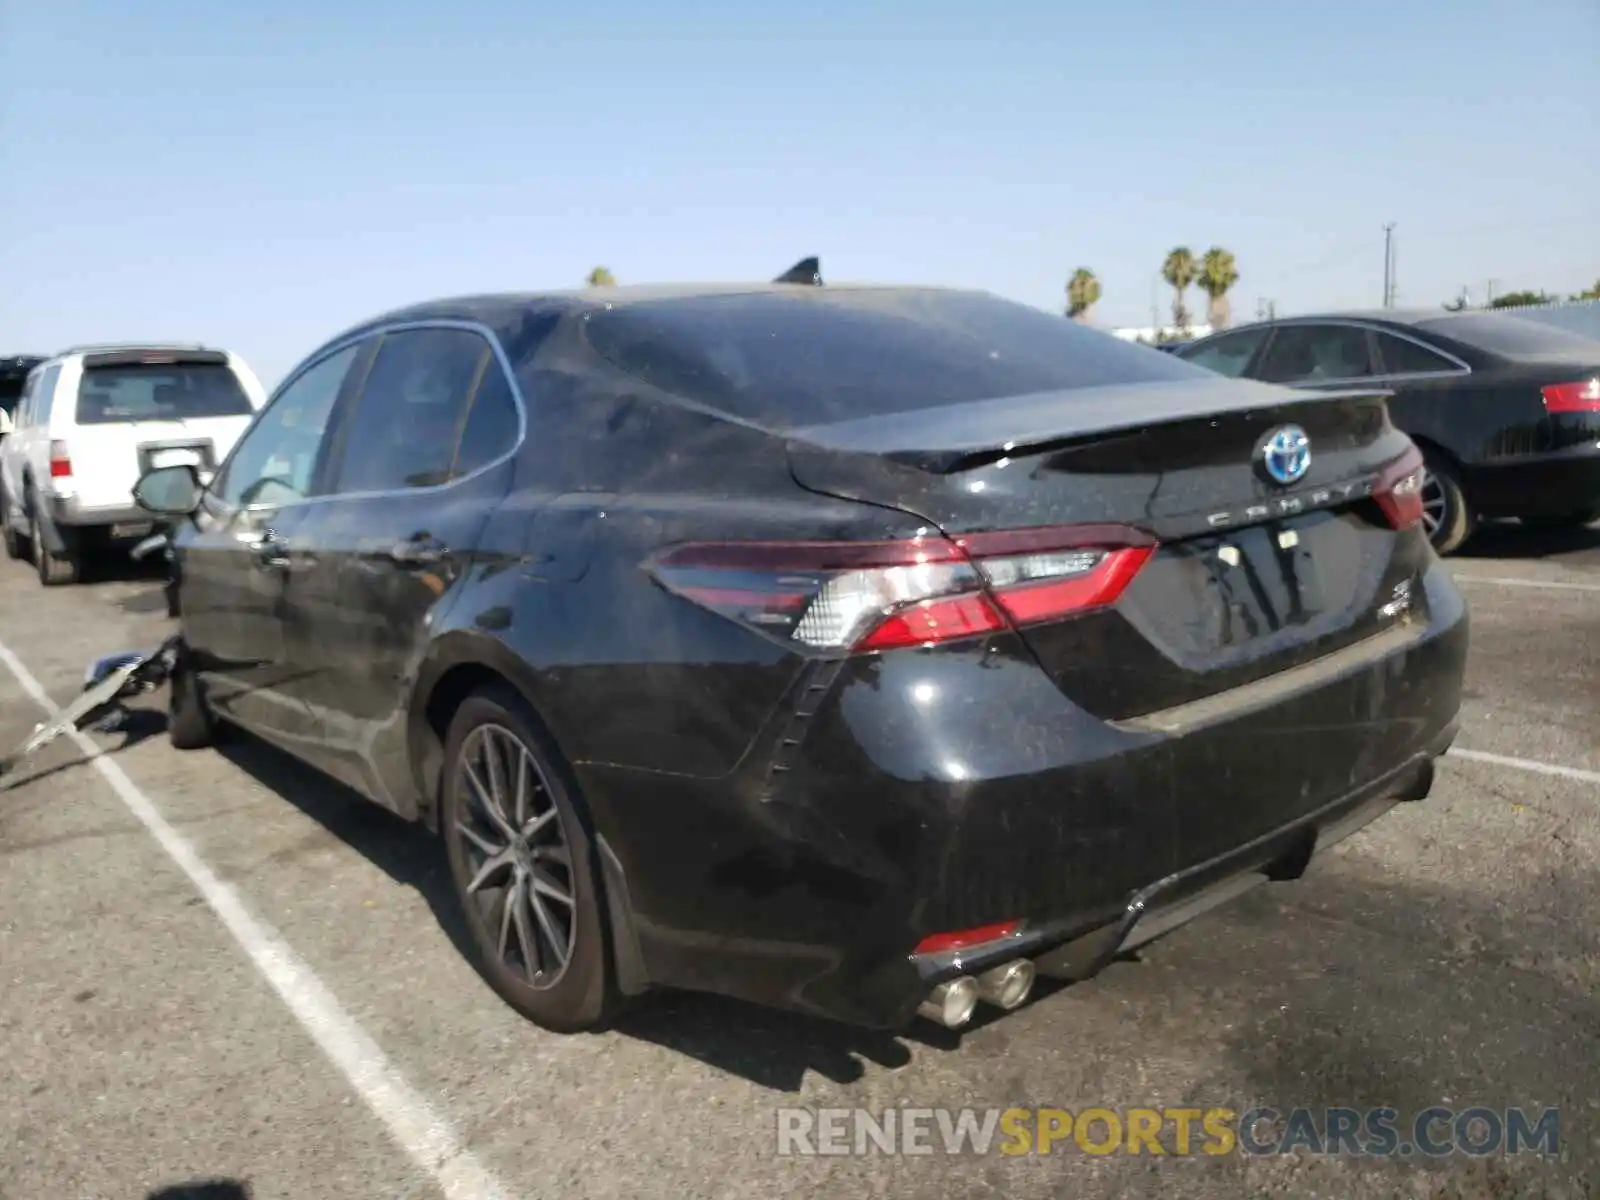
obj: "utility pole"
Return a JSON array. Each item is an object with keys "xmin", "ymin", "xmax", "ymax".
[
  {"xmin": 1382, "ymin": 223, "xmax": 1396, "ymax": 307},
  {"xmin": 1486, "ymin": 278, "xmax": 1499, "ymax": 306}
]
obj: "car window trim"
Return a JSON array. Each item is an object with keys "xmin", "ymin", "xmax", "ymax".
[
  {"xmin": 1187, "ymin": 317, "xmax": 1473, "ymax": 386},
  {"xmin": 204, "ymin": 318, "xmax": 530, "ymax": 518}
]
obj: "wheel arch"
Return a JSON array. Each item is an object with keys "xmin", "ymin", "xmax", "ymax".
[{"xmin": 406, "ymin": 633, "xmax": 651, "ymax": 996}]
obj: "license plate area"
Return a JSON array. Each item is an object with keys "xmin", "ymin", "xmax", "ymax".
[
  {"xmin": 111, "ymin": 521, "xmax": 154, "ymax": 538},
  {"xmin": 137, "ymin": 439, "xmax": 216, "ymax": 477},
  {"xmin": 1120, "ymin": 509, "xmax": 1385, "ymax": 669}
]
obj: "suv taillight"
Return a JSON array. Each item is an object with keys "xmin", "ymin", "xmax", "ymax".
[
  {"xmin": 48, "ymin": 441, "xmax": 73, "ymax": 479},
  {"xmin": 647, "ymin": 524, "xmax": 1157, "ymax": 654},
  {"xmin": 1372, "ymin": 444, "xmax": 1426, "ymax": 530},
  {"xmin": 1541, "ymin": 378, "xmax": 1600, "ymax": 414}
]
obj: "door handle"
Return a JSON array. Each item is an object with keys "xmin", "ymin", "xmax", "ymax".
[
  {"xmin": 251, "ymin": 528, "xmax": 290, "ymax": 569},
  {"xmin": 384, "ymin": 537, "xmax": 450, "ymax": 569}
]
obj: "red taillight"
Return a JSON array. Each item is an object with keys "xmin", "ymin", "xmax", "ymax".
[
  {"xmin": 914, "ymin": 920, "xmax": 1022, "ymax": 956},
  {"xmin": 648, "ymin": 524, "xmax": 1156, "ymax": 654},
  {"xmin": 1541, "ymin": 378, "xmax": 1600, "ymax": 413},
  {"xmin": 1372, "ymin": 444, "xmax": 1426, "ymax": 531},
  {"xmin": 48, "ymin": 441, "xmax": 72, "ymax": 479}
]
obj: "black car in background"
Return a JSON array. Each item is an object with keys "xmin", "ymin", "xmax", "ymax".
[
  {"xmin": 0, "ymin": 355, "xmax": 45, "ymax": 437},
  {"xmin": 1174, "ymin": 311, "xmax": 1600, "ymax": 553},
  {"xmin": 128, "ymin": 282, "xmax": 1468, "ymax": 1035}
]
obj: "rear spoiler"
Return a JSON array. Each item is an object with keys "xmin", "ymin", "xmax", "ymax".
[
  {"xmin": 787, "ymin": 380, "xmax": 1396, "ymax": 474},
  {"xmin": 774, "ymin": 257, "xmax": 823, "ymax": 286},
  {"xmin": 81, "ymin": 348, "xmax": 230, "ymax": 369}
]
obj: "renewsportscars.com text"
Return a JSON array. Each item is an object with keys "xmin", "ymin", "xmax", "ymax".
[{"xmin": 775, "ymin": 1106, "xmax": 1561, "ymax": 1158}]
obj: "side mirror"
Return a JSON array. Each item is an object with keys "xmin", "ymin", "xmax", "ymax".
[{"xmin": 133, "ymin": 464, "xmax": 203, "ymax": 516}]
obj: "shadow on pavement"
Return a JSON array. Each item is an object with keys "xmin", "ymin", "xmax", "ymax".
[
  {"xmin": 1455, "ymin": 519, "xmax": 1600, "ymax": 561},
  {"xmin": 0, "ymin": 707, "xmax": 168, "ymax": 794},
  {"xmin": 146, "ymin": 1182, "xmax": 250, "ymax": 1200},
  {"xmin": 207, "ymin": 724, "xmax": 936, "ymax": 1089},
  {"xmin": 211, "ymin": 728, "xmax": 482, "ymax": 976}
]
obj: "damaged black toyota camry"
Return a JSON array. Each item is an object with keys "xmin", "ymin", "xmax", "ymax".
[{"xmin": 124, "ymin": 274, "xmax": 1468, "ymax": 1034}]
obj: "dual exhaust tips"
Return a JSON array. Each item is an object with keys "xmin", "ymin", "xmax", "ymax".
[{"xmin": 917, "ymin": 959, "xmax": 1036, "ymax": 1029}]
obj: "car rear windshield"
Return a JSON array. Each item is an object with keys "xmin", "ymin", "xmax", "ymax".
[
  {"xmin": 75, "ymin": 363, "xmax": 255, "ymax": 425},
  {"xmin": 581, "ymin": 289, "xmax": 1209, "ymax": 427},
  {"xmin": 1414, "ymin": 313, "xmax": 1600, "ymax": 360}
]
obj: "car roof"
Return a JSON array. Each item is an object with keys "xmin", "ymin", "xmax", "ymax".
[{"xmin": 324, "ymin": 281, "xmax": 981, "ymax": 352}]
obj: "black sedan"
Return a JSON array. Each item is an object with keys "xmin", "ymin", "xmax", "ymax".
[
  {"xmin": 1173, "ymin": 311, "xmax": 1600, "ymax": 553},
  {"xmin": 128, "ymin": 279, "xmax": 1468, "ymax": 1034}
]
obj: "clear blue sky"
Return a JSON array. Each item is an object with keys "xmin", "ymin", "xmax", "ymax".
[{"xmin": 3, "ymin": 0, "xmax": 1596, "ymax": 387}]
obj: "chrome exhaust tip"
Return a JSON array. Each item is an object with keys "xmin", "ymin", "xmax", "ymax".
[
  {"xmin": 917, "ymin": 976, "xmax": 980, "ymax": 1028},
  {"xmin": 975, "ymin": 959, "xmax": 1036, "ymax": 1010}
]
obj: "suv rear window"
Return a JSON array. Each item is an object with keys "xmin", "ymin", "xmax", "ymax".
[
  {"xmin": 1414, "ymin": 313, "xmax": 1600, "ymax": 359},
  {"xmin": 582, "ymin": 289, "xmax": 1209, "ymax": 427},
  {"xmin": 76, "ymin": 363, "xmax": 254, "ymax": 425}
]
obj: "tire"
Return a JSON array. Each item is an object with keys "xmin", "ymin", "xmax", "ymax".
[
  {"xmin": 440, "ymin": 686, "xmax": 615, "ymax": 1033},
  {"xmin": 1419, "ymin": 451, "xmax": 1474, "ymax": 555},
  {"xmin": 167, "ymin": 646, "xmax": 217, "ymax": 750},
  {"xmin": 1520, "ymin": 510, "xmax": 1600, "ymax": 532},
  {"xmin": 1, "ymin": 483, "xmax": 21, "ymax": 561},
  {"xmin": 28, "ymin": 498, "xmax": 79, "ymax": 586}
]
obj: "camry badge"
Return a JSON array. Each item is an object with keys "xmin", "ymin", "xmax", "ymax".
[{"xmin": 1261, "ymin": 425, "xmax": 1312, "ymax": 485}]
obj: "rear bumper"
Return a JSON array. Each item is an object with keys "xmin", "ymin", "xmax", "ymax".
[
  {"xmin": 1466, "ymin": 440, "xmax": 1600, "ymax": 518},
  {"xmin": 578, "ymin": 558, "xmax": 1470, "ymax": 1029},
  {"xmin": 46, "ymin": 493, "xmax": 152, "ymax": 532}
]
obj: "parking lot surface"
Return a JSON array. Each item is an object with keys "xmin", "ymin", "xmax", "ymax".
[{"xmin": 1, "ymin": 522, "xmax": 1595, "ymax": 1200}]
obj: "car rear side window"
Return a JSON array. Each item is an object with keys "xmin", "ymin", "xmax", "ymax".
[
  {"xmin": 329, "ymin": 327, "xmax": 496, "ymax": 493},
  {"xmin": 581, "ymin": 289, "xmax": 1209, "ymax": 428},
  {"xmin": 28, "ymin": 365, "xmax": 61, "ymax": 427},
  {"xmin": 450, "ymin": 361, "xmax": 520, "ymax": 477},
  {"xmin": 1179, "ymin": 327, "xmax": 1270, "ymax": 377},
  {"xmin": 1254, "ymin": 325, "xmax": 1376, "ymax": 384},
  {"xmin": 1374, "ymin": 333, "xmax": 1461, "ymax": 375},
  {"xmin": 75, "ymin": 362, "xmax": 254, "ymax": 425}
]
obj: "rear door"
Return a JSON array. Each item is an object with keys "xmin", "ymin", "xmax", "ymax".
[
  {"xmin": 64, "ymin": 349, "xmax": 261, "ymax": 516},
  {"xmin": 276, "ymin": 323, "xmax": 522, "ymax": 809},
  {"xmin": 178, "ymin": 340, "xmax": 368, "ymax": 748}
]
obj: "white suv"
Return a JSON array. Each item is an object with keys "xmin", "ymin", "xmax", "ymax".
[{"xmin": 0, "ymin": 343, "xmax": 267, "ymax": 584}]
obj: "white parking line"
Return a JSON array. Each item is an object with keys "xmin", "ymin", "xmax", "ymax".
[
  {"xmin": 0, "ymin": 638, "xmax": 513, "ymax": 1200},
  {"xmin": 1448, "ymin": 747, "xmax": 1600, "ymax": 786},
  {"xmin": 1451, "ymin": 574, "xmax": 1600, "ymax": 593}
]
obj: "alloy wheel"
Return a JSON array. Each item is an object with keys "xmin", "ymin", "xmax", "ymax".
[
  {"xmin": 1419, "ymin": 470, "xmax": 1448, "ymax": 538},
  {"xmin": 452, "ymin": 723, "xmax": 576, "ymax": 989}
]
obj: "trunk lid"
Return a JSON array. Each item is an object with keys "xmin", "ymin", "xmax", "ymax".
[{"xmin": 786, "ymin": 377, "xmax": 1426, "ymax": 721}]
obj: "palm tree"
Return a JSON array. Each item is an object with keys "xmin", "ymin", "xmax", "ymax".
[
  {"xmin": 586, "ymin": 266, "xmax": 617, "ymax": 287},
  {"xmin": 1065, "ymin": 268, "xmax": 1101, "ymax": 322},
  {"xmin": 1161, "ymin": 247, "xmax": 1197, "ymax": 334},
  {"xmin": 1197, "ymin": 247, "xmax": 1239, "ymax": 331}
]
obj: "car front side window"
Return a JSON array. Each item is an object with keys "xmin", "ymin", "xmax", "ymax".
[
  {"xmin": 1179, "ymin": 328, "xmax": 1270, "ymax": 378},
  {"xmin": 212, "ymin": 342, "xmax": 363, "ymax": 511}
]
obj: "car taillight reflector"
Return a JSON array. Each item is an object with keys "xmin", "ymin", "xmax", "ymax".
[
  {"xmin": 914, "ymin": 920, "xmax": 1022, "ymax": 956},
  {"xmin": 1372, "ymin": 444, "xmax": 1426, "ymax": 531},
  {"xmin": 647, "ymin": 524, "xmax": 1156, "ymax": 654},
  {"xmin": 48, "ymin": 441, "xmax": 72, "ymax": 479},
  {"xmin": 1541, "ymin": 378, "xmax": 1600, "ymax": 413}
]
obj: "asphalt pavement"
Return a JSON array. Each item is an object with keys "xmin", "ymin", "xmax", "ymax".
[{"xmin": 0, "ymin": 522, "xmax": 1595, "ymax": 1200}]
